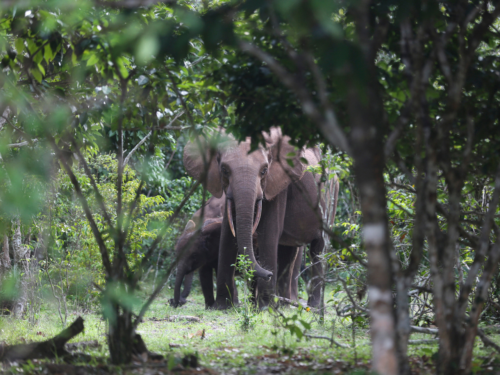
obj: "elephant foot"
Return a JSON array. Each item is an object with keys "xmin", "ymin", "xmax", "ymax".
[
  {"xmin": 212, "ymin": 299, "xmax": 233, "ymax": 310},
  {"xmin": 168, "ymin": 298, "xmax": 187, "ymax": 308}
]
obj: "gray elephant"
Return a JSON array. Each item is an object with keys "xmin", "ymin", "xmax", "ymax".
[
  {"xmin": 169, "ymin": 216, "xmax": 227, "ymax": 308},
  {"xmin": 184, "ymin": 127, "xmax": 339, "ymax": 309},
  {"xmin": 169, "ymin": 195, "xmax": 225, "ymax": 308},
  {"xmin": 170, "ymin": 205, "xmax": 303, "ymax": 308}
]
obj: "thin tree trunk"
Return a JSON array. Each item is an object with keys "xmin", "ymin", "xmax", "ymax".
[
  {"xmin": 1, "ymin": 234, "xmax": 10, "ymax": 274},
  {"xmin": 108, "ymin": 306, "xmax": 134, "ymax": 364},
  {"xmin": 348, "ymin": 91, "xmax": 398, "ymax": 375},
  {"xmin": 12, "ymin": 218, "xmax": 30, "ymax": 318}
]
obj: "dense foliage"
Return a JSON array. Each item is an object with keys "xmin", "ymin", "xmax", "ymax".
[{"xmin": 1, "ymin": 1, "xmax": 500, "ymax": 374}]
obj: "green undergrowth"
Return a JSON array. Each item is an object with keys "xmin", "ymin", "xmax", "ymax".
[{"xmin": 1, "ymin": 284, "xmax": 500, "ymax": 374}]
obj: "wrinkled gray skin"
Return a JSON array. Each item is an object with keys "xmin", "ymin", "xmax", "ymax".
[
  {"xmin": 169, "ymin": 216, "xmax": 227, "ymax": 308},
  {"xmin": 169, "ymin": 195, "xmax": 225, "ymax": 308},
  {"xmin": 184, "ymin": 127, "xmax": 339, "ymax": 309}
]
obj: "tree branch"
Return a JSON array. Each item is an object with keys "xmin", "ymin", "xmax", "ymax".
[
  {"xmin": 47, "ymin": 136, "xmax": 112, "ymax": 276},
  {"xmin": 8, "ymin": 139, "xmax": 38, "ymax": 148},
  {"xmin": 124, "ymin": 110, "xmax": 184, "ymax": 167},
  {"xmin": 72, "ymin": 141, "xmax": 114, "ymax": 230},
  {"xmin": 238, "ymin": 40, "xmax": 351, "ymax": 155},
  {"xmin": 93, "ymin": 0, "xmax": 176, "ymax": 8},
  {"xmin": 123, "ymin": 131, "xmax": 151, "ymax": 167}
]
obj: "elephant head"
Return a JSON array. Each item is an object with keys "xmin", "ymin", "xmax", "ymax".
[{"xmin": 183, "ymin": 127, "xmax": 306, "ymax": 280}]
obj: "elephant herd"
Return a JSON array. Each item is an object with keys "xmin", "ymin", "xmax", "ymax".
[{"xmin": 169, "ymin": 127, "xmax": 339, "ymax": 310}]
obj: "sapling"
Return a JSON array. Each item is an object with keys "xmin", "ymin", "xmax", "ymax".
[{"xmin": 233, "ymin": 252, "xmax": 256, "ymax": 331}]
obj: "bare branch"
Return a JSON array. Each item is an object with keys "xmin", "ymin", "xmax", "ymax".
[
  {"xmin": 0, "ymin": 107, "xmax": 11, "ymax": 131},
  {"xmin": 408, "ymin": 339, "xmax": 438, "ymax": 345},
  {"xmin": 72, "ymin": 142, "xmax": 114, "ymax": 230},
  {"xmin": 124, "ymin": 111, "xmax": 184, "ymax": 167},
  {"xmin": 304, "ymin": 334, "xmax": 350, "ymax": 349},
  {"xmin": 124, "ymin": 131, "xmax": 151, "ymax": 167},
  {"xmin": 8, "ymin": 139, "xmax": 38, "ymax": 148},
  {"xmin": 238, "ymin": 40, "xmax": 351, "ymax": 155},
  {"xmin": 272, "ymin": 295, "xmax": 301, "ymax": 308},
  {"xmin": 133, "ymin": 178, "xmax": 202, "ymax": 284},
  {"xmin": 410, "ymin": 326, "xmax": 438, "ymax": 335},
  {"xmin": 336, "ymin": 277, "xmax": 369, "ymax": 313},
  {"xmin": 477, "ymin": 328, "xmax": 500, "ymax": 354},
  {"xmin": 457, "ymin": 165, "xmax": 500, "ymax": 315},
  {"xmin": 93, "ymin": 0, "xmax": 176, "ymax": 8},
  {"xmin": 47, "ymin": 136, "xmax": 112, "ymax": 276}
]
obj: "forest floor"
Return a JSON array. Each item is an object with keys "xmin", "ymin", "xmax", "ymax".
[{"xmin": 1, "ymin": 284, "xmax": 500, "ymax": 374}]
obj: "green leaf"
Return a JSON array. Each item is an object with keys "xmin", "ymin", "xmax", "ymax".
[
  {"xmin": 15, "ymin": 39, "xmax": 24, "ymax": 55},
  {"xmin": 135, "ymin": 34, "xmax": 159, "ymax": 65},
  {"xmin": 37, "ymin": 63, "xmax": 45, "ymax": 76},
  {"xmin": 86, "ymin": 53, "xmax": 99, "ymax": 67},
  {"xmin": 31, "ymin": 68, "xmax": 42, "ymax": 83},
  {"xmin": 116, "ymin": 57, "xmax": 129, "ymax": 79},
  {"xmin": 44, "ymin": 44, "xmax": 53, "ymax": 64}
]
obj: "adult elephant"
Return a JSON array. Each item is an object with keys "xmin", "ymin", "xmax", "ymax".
[
  {"xmin": 170, "ymin": 195, "xmax": 303, "ymax": 308},
  {"xmin": 184, "ymin": 127, "xmax": 339, "ymax": 309}
]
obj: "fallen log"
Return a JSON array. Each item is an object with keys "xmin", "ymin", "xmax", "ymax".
[
  {"xmin": 0, "ymin": 316, "xmax": 84, "ymax": 362},
  {"xmin": 148, "ymin": 315, "xmax": 201, "ymax": 323},
  {"xmin": 65, "ymin": 340, "xmax": 101, "ymax": 351},
  {"xmin": 131, "ymin": 334, "xmax": 164, "ymax": 361},
  {"xmin": 272, "ymin": 295, "xmax": 300, "ymax": 307},
  {"xmin": 410, "ymin": 325, "xmax": 500, "ymax": 354},
  {"xmin": 304, "ymin": 334, "xmax": 350, "ymax": 348},
  {"xmin": 408, "ymin": 339, "xmax": 439, "ymax": 345},
  {"xmin": 410, "ymin": 326, "xmax": 438, "ymax": 335},
  {"xmin": 477, "ymin": 328, "xmax": 500, "ymax": 354},
  {"xmin": 271, "ymin": 295, "xmax": 309, "ymax": 309}
]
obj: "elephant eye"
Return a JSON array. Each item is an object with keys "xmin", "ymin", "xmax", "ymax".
[
  {"xmin": 261, "ymin": 167, "xmax": 268, "ymax": 176},
  {"xmin": 221, "ymin": 166, "xmax": 230, "ymax": 176}
]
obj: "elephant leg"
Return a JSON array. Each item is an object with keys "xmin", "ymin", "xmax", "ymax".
[
  {"xmin": 277, "ymin": 245, "xmax": 298, "ymax": 300},
  {"xmin": 255, "ymin": 194, "xmax": 286, "ymax": 308},
  {"xmin": 214, "ymin": 213, "xmax": 238, "ymax": 309},
  {"xmin": 199, "ymin": 265, "xmax": 215, "ymax": 309},
  {"xmin": 180, "ymin": 272, "xmax": 194, "ymax": 304},
  {"xmin": 290, "ymin": 247, "xmax": 303, "ymax": 301},
  {"xmin": 307, "ymin": 237, "xmax": 325, "ymax": 308}
]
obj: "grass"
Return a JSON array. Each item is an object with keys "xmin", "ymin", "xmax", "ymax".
[{"xmin": 1, "ymin": 282, "xmax": 500, "ymax": 374}]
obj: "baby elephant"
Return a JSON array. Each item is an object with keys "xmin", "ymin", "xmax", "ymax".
[{"xmin": 169, "ymin": 217, "xmax": 227, "ymax": 308}]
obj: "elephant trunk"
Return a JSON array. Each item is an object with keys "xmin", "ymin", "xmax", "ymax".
[{"xmin": 232, "ymin": 185, "xmax": 272, "ymax": 280}]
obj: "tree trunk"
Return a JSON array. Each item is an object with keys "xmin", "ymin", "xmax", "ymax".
[
  {"xmin": 12, "ymin": 218, "xmax": 30, "ymax": 319},
  {"xmin": 0, "ymin": 234, "xmax": 10, "ymax": 274},
  {"xmin": 108, "ymin": 305, "xmax": 134, "ymax": 364},
  {"xmin": 348, "ymin": 91, "xmax": 398, "ymax": 375}
]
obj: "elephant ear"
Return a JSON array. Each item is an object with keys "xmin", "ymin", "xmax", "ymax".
[
  {"xmin": 264, "ymin": 127, "xmax": 306, "ymax": 200},
  {"xmin": 183, "ymin": 134, "xmax": 225, "ymax": 198},
  {"xmin": 304, "ymin": 146, "xmax": 321, "ymax": 167},
  {"xmin": 184, "ymin": 220, "xmax": 196, "ymax": 233},
  {"xmin": 202, "ymin": 217, "xmax": 223, "ymax": 232}
]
